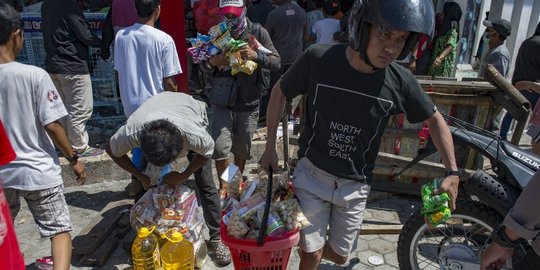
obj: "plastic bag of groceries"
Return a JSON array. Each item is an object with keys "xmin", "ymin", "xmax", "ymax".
[{"xmin": 130, "ymin": 184, "xmax": 204, "ymax": 243}]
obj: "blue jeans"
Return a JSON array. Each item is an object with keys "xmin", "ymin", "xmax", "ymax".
[{"xmin": 500, "ymin": 90, "xmax": 539, "ymax": 140}]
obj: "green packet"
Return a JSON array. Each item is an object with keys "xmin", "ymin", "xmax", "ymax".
[{"xmin": 421, "ymin": 178, "xmax": 452, "ymax": 227}]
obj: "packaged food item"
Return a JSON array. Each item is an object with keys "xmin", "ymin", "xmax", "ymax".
[
  {"xmin": 240, "ymin": 60, "xmax": 257, "ymax": 75},
  {"xmin": 257, "ymin": 209, "xmax": 285, "ymax": 237},
  {"xmin": 274, "ymin": 199, "xmax": 310, "ymax": 231},
  {"xmin": 153, "ymin": 194, "xmax": 176, "ymax": 211},
  {"xmin": 222, "ymin": 197, "xmax": 240, "ymax": 215},
  {"xmin": 161, "ymin": 208, "xmax": 184, "ymax": 221},
  {"xmin": 424, "ymin": 207, "xmax": 452, "ymax": 227},
  {"xmin": 240, "ymin": 178, "xmax": 259, "ymax": 202},
  {"xmin": 421, "ymin": 178, "xmax": 452, "ymax": 227},
  {"xmin": 220, "ymin": 164, "xmax": 243, "ymax": 200},
  {"xmin": 208, "ymin": 22, "xmax": 228, "ymax": 39},
  {"xmin": 227, "ymin": 209, "xmax": 250, "ymax": 238},
  {"xmin": 238, "ymin": 192, "xmax": 265, "ymax": 216},
  {"xmin": 212, "ymin": 30, "xmax": 233, "ymax": 50}
]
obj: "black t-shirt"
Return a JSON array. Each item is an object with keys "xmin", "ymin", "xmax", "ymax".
[
  {"xmin": 280, "ymin": 44, "xmax": 436, "ymax": 182},
  {"xmin": 512, "ymin": 36, "xmax": 540, "ymax": 84}
]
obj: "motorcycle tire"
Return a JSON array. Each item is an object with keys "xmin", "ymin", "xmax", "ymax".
[{"xmin": 397, "ymin": 200, "xmax": 502, "ymax": 270}]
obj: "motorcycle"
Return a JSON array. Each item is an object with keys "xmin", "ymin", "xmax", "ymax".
[{"xmin": 395, "ymin": 113, "xmax": 538, "ymax": 270}]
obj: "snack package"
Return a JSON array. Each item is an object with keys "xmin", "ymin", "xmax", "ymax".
[
  {"xmin": 130, "ymin": 184, "xmax": 204, "ymax": 238},
  {"xmin": 240, "ymin": 60, "xmax": 257, "ymax": 75},
  {"xmin": 227, "ymin": 209, "xmax": 250, "ymax": 238},
  {"xmin": 221, "ymin": 164, "xmax": 243, "ymax": 200},
  {"xmin": 209, "ymin": 22, "xmax": 228, "ymax": 40},
  {"xmin": 255, "ymin": 172, "xmax": 294, "ymax": 202},
  {"xmin": 229, "ymin": 51, "xmax": 243, "ymax": 75},
  {"xmin": 152, "ymin": 194, "xmax": 176, "ymax": 211},
  {"xmin": 213, "ymin": 30, "xmax": 233, "ymax": 51},
  {"xmin": 274, "ymin": 198, "xmax": 310, "ymax": 231},
  {"xmin": 237, "ymin": 192, "xmax": 265, "ymax": 216},
  {"xmin": 161, "ymin": 208, "xmax": 184, "ymax": 221},
  {"xmin": 421, "ymin": 178, "xmax": 452, "ymax": 227},
  {"xmin": 222, "ymin": 197, "xmax": 240, "ymax": 215},
  {"xmin": 240, "ymin": 178, "xmax": 259, "ymax": 202}
]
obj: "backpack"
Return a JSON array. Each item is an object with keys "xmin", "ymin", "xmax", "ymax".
[
  {"xmin": 193, "ymin": 0, "xmax": 222, "ymax": 34},
  {"xmin": 250, "ymin": 23, "xmax": 272, "ymax": 92}
]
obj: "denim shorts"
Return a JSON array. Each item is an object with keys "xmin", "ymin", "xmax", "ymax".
[
  {"xmin": 4, "ymin": 185, "xmax": 72, "ymax": 238},
  {"xmin": 292, "ymin": 157, "xmax": 371, "ymax": 257},
  {"xmin": 211, "ymin": 106, "xmax": 258, "ymax": 160}
]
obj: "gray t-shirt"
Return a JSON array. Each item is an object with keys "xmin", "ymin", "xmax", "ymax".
[
  {"xmin": 479, "ymin": 44, "xmax": 511, "ymax": 79},
  {"xmin": 265, "ymin": 2, "xmax": 307, "ymax": 65},
  {"xmin": 0, "ymin": 62, "xmax": 68, "ymax": 190},
  {"xmin": 109, "ymin": 92, "xmax": 214, "ymax": 159}
]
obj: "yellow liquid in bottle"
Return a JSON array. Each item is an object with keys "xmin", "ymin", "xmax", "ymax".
[
  {"xmin": 160, "ymin": 231, "xmax": 195, "ymax": 270},
  {"xmin": 132, "ymin": 227, "xmax": 161, "ymax": 270}
]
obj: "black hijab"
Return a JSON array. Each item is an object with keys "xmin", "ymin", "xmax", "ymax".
[{"xmin": 438, "ymin": 2, "xmax": 462, "ymax": 38}]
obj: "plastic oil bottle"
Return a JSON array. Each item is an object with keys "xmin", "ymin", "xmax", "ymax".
[
  {"xmin": 132, "ymin": 226, "xmax": 161, "ymax": 270},
  {"xmin": 160, "ymin": 229, "xmax": 195, "ymax": 270}
]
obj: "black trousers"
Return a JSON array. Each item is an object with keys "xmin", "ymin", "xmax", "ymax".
[{"xmin": 187, "ymin": 151, "xmax": 221, "ymax": 241}]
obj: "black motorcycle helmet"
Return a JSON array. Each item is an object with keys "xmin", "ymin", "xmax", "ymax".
[{"xmin": 348, "ymin": 0, "xmax": 435, "ymax": 63}]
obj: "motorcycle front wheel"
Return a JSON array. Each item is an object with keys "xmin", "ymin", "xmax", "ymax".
[{"xmin": 397, "ymin": 200, "xmax": 503, "ymax": 270}]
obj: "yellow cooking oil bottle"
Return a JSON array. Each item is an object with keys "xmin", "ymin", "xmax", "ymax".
[
  {"xmin": 160, "ymin": 228, "xmax": 194, "ymax": 270},
  {"xmin": 132, "ymin": 226, "xmax": 161, "ymax": 270}
]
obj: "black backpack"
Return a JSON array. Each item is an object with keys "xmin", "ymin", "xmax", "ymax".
[{"xmin": 251, "ymin": 23, "xmax": 272, "ymax": 92}]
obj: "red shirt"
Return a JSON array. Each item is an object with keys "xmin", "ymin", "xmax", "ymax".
[{"xmin": 0, "ymin": 121, "xmax": 25, "ymax": 270}]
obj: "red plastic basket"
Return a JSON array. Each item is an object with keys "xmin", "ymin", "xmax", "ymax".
[{"xmin": 220, "ymin": 222, "xmax": 300, "ymax": 269}]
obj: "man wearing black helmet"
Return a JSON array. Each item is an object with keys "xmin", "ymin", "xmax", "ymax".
[{"xmin": 260, "ymin": 0, "xmax": 460, "ymax": 268}]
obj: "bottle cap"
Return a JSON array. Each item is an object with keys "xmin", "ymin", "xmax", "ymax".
[
  {"xmin": 170, "ymin": 231, "xmax": 184, "ymax": 242},
  {"xmin": 137, "ymin": 226, "xmax": 155, "ymax": 238}
]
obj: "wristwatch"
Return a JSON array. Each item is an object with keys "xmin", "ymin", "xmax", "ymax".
[
  {"xmin": 445, "ymin": 170, "xmax": 462, "ymax": 177},
  {"xmin": 492, "ymin": 224, "xmax": 521, "ymax": 248},
  {"xmin": 66, "ymin": 151, "xmax": 79, "ymax": 163}
]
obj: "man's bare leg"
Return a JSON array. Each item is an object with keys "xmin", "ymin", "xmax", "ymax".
[
  {"xmin": 234, "ymin": 157, "xmax": 247, "ymax": 173},
  {"xmin": 51, "ymin": 232, "xmax": 72, "ymax": 270},
  {"xmin": 299, "ymin": 248, "xmax": 323, "ymax": 270},
  {"xmin": 322, "ymin": 244, "xmax": 348, "ymax": 265}
]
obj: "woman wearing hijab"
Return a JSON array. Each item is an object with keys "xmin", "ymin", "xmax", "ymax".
[{"xmin": 426, "ymin": 1, "xmax": 462, "ymax": 77}]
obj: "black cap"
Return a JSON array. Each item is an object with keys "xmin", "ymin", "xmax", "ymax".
[{"xmin": 483, "ymin": 19, "xmax": 512, "ymax": 38}]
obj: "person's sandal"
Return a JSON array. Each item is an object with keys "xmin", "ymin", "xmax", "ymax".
[
  {"xmin": 208, "ymin": 240, "xmax": 231, "ymax": 267},
  {"xmin": 35, "ymin": 256, "xmax": 53, "ymax": 270}
]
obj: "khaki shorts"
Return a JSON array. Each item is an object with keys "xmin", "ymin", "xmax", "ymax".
[
  {"xmin": 4, "ymin": 185, "xmax": 72, "ymax": 238},
  {"xmin": 292, "ymin": 157, "xmax": 371, "ymax": 257}
]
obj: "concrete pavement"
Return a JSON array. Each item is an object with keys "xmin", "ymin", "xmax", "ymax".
[{"xmin": 14, "ymin": 175, "xmax": 420, "ymax": 270}]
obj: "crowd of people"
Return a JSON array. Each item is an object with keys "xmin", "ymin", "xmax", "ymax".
[{"xmin": 1, "ymin": 0, "xmax": 540, "ymax": 269}]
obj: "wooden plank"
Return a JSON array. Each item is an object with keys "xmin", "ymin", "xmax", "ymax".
[
  {"xmin": 78, "ymin": 229, "xmax": 119, "ymax": 267},
  {"xmin": 418, "ymin": 79, "xmax": 496, "ymax": 93},
  {"xmin": 375, "ymin": 152, "xmax": 475, "ymax": 178},
  {"xmin": 72, "ymin": 199, "xmax": 133, "ymax": 255},
  {"xmin": 360, "ymin": 223, "xmax": 403, "ymax": 235},
  {"xmin": 116, "ymin": 213, "xmax": 131, "ymax": 239}
]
